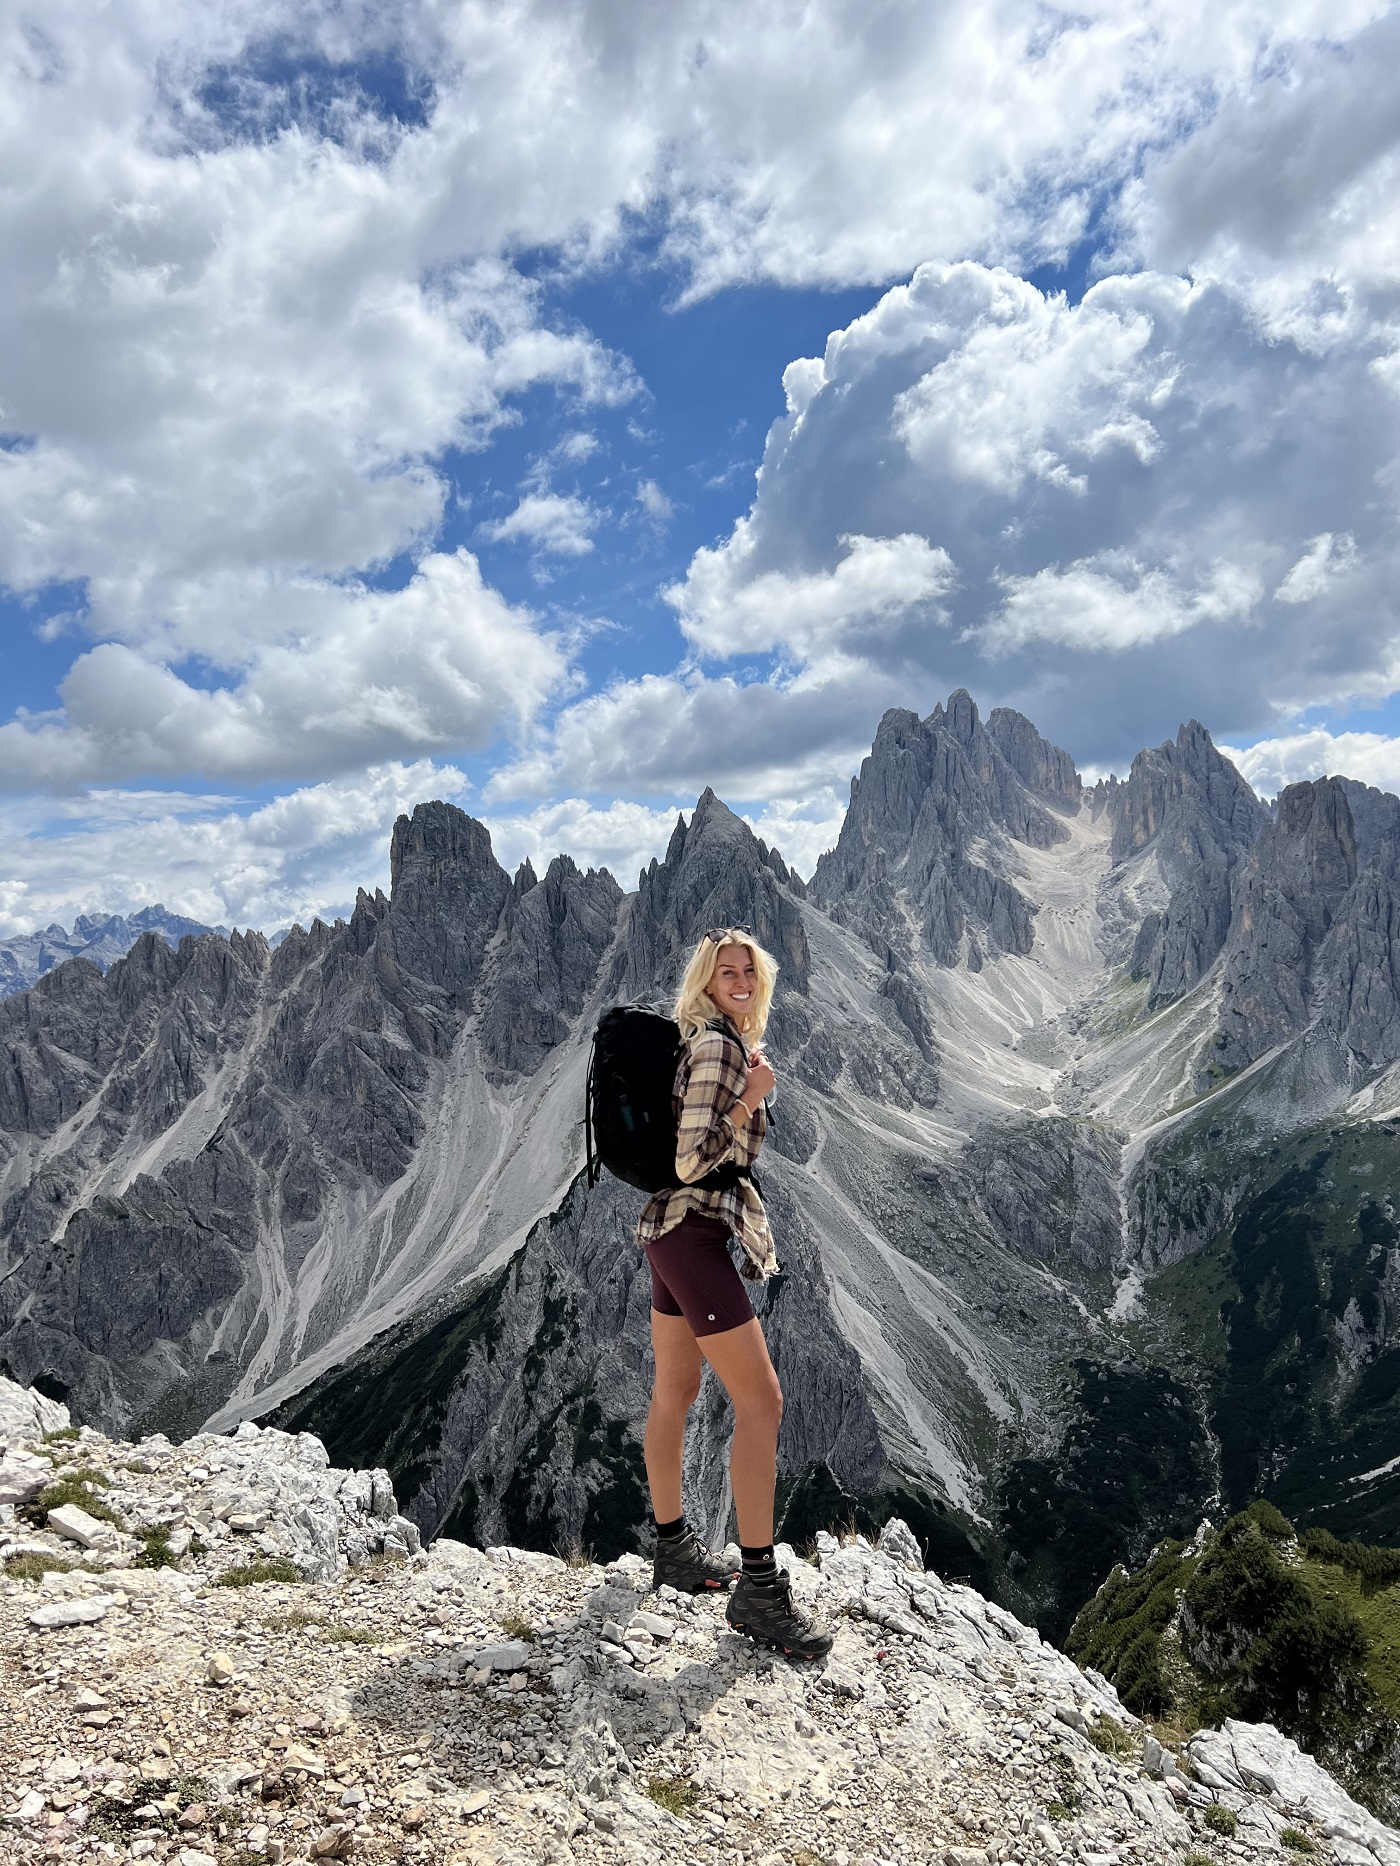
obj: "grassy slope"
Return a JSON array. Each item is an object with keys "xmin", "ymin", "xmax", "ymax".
[
  {"xmin": 1308, "ymin": 1563, "xmax": 1400, "ymax": 1721},
  {"xmin": 992, "ymin": 1080, "xmax": 1400, "ymax": 1639},
  {"xmin": 1066, "ymin": 1503, "xmax": 1400, "ymax": 1821},
  {"xmin": 1139, "ymin": 1110, "xmax": 1400, "ymax": 1543}
]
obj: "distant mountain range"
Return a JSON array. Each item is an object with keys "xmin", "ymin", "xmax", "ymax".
[
  {"xmin": 3, "ymin": 693, "xmax": 1400, "ymax": 1642},
  {"xmin": 0, "ymin": 906, "xmax": 219, "ymax": 997}
]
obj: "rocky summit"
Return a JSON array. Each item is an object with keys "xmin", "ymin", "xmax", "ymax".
[
  {"xmin": 3, "ymin": 1380, "xmax": 1396, "ymax": 1866},
  {"xmin": 0, "ymin": 909, "xmax": 218, "ymax": 1001},
  {"xmin": 5, "ymin": 692, "xmax": 1400, "ymax": 1646}
]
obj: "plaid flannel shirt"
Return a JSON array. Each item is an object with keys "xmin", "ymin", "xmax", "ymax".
[{"xmin": 635, "ymin": 1016, "xmax": 777, "ymax": 1281}]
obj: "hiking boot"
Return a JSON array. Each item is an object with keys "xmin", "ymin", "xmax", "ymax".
[
  {"xmin": 725, "ymin": 1569, "xmax": 834, "ymax": 1659},
  {"xmin": 652, "ymin": 1527, "xmax": 740, "ymax": 1594}
]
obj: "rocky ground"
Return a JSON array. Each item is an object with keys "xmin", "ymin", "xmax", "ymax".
[{"xmin": 2, "ymin": 1379, "xmax": 1397, "ymax": 1866}]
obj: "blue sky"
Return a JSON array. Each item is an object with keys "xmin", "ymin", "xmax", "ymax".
[
  {"xmin": 0, "ymin": 1, "xmax": 1398, "ymax": 931},
  {"xmin": 460, "ymin": 268, "xmax": 883, "ymax": 743}
]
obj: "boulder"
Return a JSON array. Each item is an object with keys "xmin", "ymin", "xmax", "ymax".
[
  {"xmin": 0, "ymin": 1447, "xmax": 51, "ymax": 1505},
  {"xmin": 47, "ymin": 1502, "xmax": 116, "ymax": 1547},
  {"xmin": 464, "ymin": 1640, "xmax": 533, "ymax": 1671},
  {"xmin": 0, "ymin": 1377, "xmax": 70, "ymax": 1443},
  {"xmin": 28, "ymin": 1595, "xmax": 114, "ymax": 1627}
]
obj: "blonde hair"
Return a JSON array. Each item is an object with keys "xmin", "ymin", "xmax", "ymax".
[{"xmin": 674, "ymin": 927, "xmax": 779, "ymax": 1041}]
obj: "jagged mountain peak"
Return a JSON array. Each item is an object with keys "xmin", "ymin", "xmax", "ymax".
[
  {"xmin": 345, "ymin": 886, "xmax": 389, "ymax": 952},
  {"xmin": 380, "ymin": 802, "xmax": 511, "ymax": 1026},
  {"xmin": 227, "ymin": 926, "xmax": 271, "ymax": 969},
  {"xmin": 100, "ymin": 925, "xmax": 269, "ymax": 1022},
  {"xmin": 0, "ymin": 902, "xmax": 222, "ymax": 1002},
  {"xmin": 1175, "ymin": 716, "xmax": 1217, "ymax": 762},
  {"xmin": 479, "ymin": 853, "xmax": 624, "ymax": 1080},
  {"xmin": 1337, "ymin": 777, "xmax": 1400, "ymax": 870},
  {"xmin": 911, "ymin": 688, "xmax": 1082, "ymax": 809},
  {"xmin": 689, "ymin": 784, "xmax": 750, "ymax": 841},
  {"xmin": 1240, "ymin": 775, "xmax": 1358, "ymax": 930},
  {"xmin": 812, "ymin": 689, "xmax": 1079, "ymax": 967},
  {"xmin": 389, "ymin": 798, "xmax": 503, "ymax": 900},
  {"xmin": 544, "ymin": 850, "xmax": 616, "ymax": 894},
  {"xmin": 927, "ymin": 684, "xmax": 977, "ymax": 740},
  {"xmin": 827, "ymin": 688, "xmax": 1079, "ymax": 863},
  {"xmin": 107, "ymin": 927, "xmax": 181, "ymax": 993},
  {"xmin": 659, "ymin": 786, "xmax": 759, "ymax": 871},
  {"xmin": 1111, "ymin": 719, "xmax": 1266, "ymax": 872},
  {"xmin": 1276, "ymin": 772, "xmax": 1357, "ymax": 854},
  {"xmin": 1212, "ymin": 775, "xmax": 1362, "ymax": 1071},
  {"xmin": 986, "ymin": 704, "xmax": 1083, "ymax": 807},
  {"xmin": 1115, "ymin": 719, "xmax": 1271, "ymax": 1002},
  {"xmin": 617, "ymin": 787, "xmax": 810, "ymax": 1001},
  {"xmin": 67, "ymin": 903, "xmax": 212, "ymax": 942}
]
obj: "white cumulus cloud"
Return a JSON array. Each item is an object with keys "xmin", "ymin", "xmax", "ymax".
[
  {"xmin": 1225, "ymin": 728, "xmax": 1400, "ymax": 800},
  {"xmin": 892, "ymin": 271, "xmax": 1179, "ymax": 495},
  {"xmin": 635, "ymin": 478, "xmax": 675, "ymax": 529},
  {"xmin": 4, "ymin": 0, "xmax": 1400, "ymax": 916},
  {"xmin": 0, "ymin": 7, "xmax": 641, "ymax": 792},
  {"xmin": 479, "ymin": 493, "xmax": 601, "ymax": 557},
  {"xmin": 0, "ymin": 552, "xmax": 567, "ymax": 788},
  {"xmin": 980, "ymin": 556, "xmax": 1262, "ymax": 655},
  {"xmin": 0, "ymin": 761, "xmax": 467, "ymax": 936},
  {"xmin": 655, "ymin": 258, "xmax": 1400, "ymax": 770},
  {"xmin": 483, "ymin": 798, "xmax": 682, "ymax": 889},
  {"xmin": 651, "ymin": 0, "xmax": 1381, "ymax": 295},
  {"xmin": 669, "ymin": 529, "xmax": 955, "ymax": 663},
  {"xmin": 1124, "ymin": 9, "xmax": 1400, "ymax": 343},
  {"xmin": 1274, "ymin": 533, "xmax": 1360, "ymax": 605},
  {"xmin": 488, "ymin": 668, "xmax": 893, "ymax": 806}
]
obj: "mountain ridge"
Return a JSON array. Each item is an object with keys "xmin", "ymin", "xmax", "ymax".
[
  {"xmin": 7, "ymin": 1375, "xmax": 1396, "ymax": 1866},
  {"xmin": 3, "ymin": 692, "xmax": 1400, "ymax": 1646},
  {"xmin": 0, "ymin": 906, "xmax": 221, "ymax": 1000}
]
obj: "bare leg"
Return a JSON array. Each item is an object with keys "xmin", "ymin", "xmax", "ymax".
[
  {"xmin": 698, "ymin": 1318, "xmax": 783, "ymax": 1547},
  {"xmin": 644, "ymin": 1310, "xmax": 704, "ymax": 1522}
]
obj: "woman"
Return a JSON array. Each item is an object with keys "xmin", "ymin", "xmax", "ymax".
[{"xmin": 636, "ymin": 926, "xmax": 833, "ymax": 1659}]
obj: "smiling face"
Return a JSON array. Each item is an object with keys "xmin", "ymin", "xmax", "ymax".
[{"xmin": 708, "ymin": 942, "xmax": 758, "ymax": 1025}]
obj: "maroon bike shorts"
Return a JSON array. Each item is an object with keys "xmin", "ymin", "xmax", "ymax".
[{"xmin": 645, "ymin": 1210, "xmax": 755, "ymax": 1337}]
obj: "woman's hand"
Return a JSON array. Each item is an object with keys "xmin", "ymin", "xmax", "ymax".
[{"xmin": 741, "ymin": 1050, "xmax": 776, "ymax": 1112}]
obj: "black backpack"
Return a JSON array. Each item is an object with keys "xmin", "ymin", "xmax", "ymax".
[{"xmin": 584, "ymin": 1006, "xmax": 751, "ymax": 1196}]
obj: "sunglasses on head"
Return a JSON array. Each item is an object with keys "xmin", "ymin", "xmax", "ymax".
[{"xmin": 705, "ymin": 924, "xmax": 753, "ymax": 946}]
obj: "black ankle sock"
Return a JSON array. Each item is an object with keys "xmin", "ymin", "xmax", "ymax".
[
  {"xmin": 741, "ymin": 1542, "xmax": 779, "ymax": 1585},
  {"xmin": 653, "ymin": 1513, "xmax": 687, "ymax": 1542}
]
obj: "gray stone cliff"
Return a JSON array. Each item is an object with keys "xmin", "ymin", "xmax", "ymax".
[
  {"xmin": 0, "ymin": 905, "xmax": 218, "ymax": 1000},
  {"xmin": 812, "ymin": 689, "xmax": 1081, "ymax": 970},
  {"xmin": 0, "ymin": 803, "xmax": 621, "ymax": 1436},
  {"xmin": 6, "ymin": 701, "xmax": 1400, "ymax": 1641},
  {"xmin": 1116, "ymin": 720, "xmax": 1269, "ymax": 1000},
  {"xmin": 1214, "ymin": 777, "xmax": 1358, "ymax": 1070}
]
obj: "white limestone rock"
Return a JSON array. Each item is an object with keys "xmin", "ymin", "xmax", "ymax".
[
  {"xmin": 5, "ymin": 1415, "xmax": 1379, "ymax": 1866},
  {"xmin": 1188, "ymin": 1721, "xmax": 1400, "ymax": 1866},
  {"xmin": 28, "ymin": 1595, "xmax": 115, "ymax": 1626},
  {"xmin": 877, "ymin": 1516, "xmax": 924, "ymax": 1572},
  {"xmin": 46, "ymin": 1502, "xmax": 116, "ymax": 1547},
  {"xmin": 0, "ymin": 1376, "xmax": 69, "ymax": 1444},
  {"xmin": 167, "ymin": 1420, "xmax": 412, "ymax": 1578},
  {"xmin": 463, "ymin": 1640, "xmax": 533, "ymax": 1672},
  {"xmin": 0, "ymin": 1447, "xmax": 51, "ymax": 1505},
  {"xmin": 8, "ymin": 1789, "xmax": 46, "ymax": 1824}
]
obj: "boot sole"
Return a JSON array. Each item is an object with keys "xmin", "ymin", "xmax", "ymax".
[{"xmin": 726, "ymin": 1617, "xmax": 833, "ymax": 1660}]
